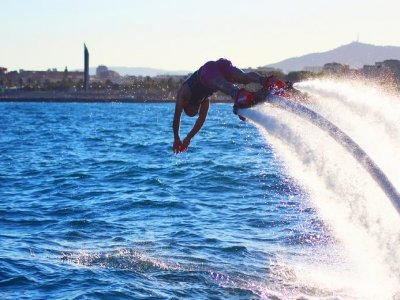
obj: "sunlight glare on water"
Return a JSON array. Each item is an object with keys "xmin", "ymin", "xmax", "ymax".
[{"xmin": 240, "ymin": 78, "xmax": 400, "ymax": 299}]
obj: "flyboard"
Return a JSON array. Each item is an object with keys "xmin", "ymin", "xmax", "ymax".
[{"xmin": 237, "ymin": 94, "xmax": 400, "ymax": 215}]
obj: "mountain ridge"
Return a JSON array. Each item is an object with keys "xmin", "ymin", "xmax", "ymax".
[{"xmin": 265, "ymin": 42, "xmax": 400, "ymax": 73}]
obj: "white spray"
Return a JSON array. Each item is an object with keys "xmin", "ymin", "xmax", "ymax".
[{"xmin": 239, "ymin": 79, "xmax": 400, "ymax": 299}]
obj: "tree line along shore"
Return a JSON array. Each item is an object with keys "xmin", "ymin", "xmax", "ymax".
[{"xmin": 1, "ymin": 63, "xmax": 399, "ymax": 103}]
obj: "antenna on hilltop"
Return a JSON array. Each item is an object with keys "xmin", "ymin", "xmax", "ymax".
[{"xmin": 356, "ymin": 33, "xmax": 360, "ymax": 43}]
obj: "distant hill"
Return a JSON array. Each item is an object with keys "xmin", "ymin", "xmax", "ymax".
[
  {"xmin": 88, "ymin": 67, "xmax": 190, "ymax": 77},
  {"xmin": 265, "ymin": 42, "xmax": 400, "ymax": 73}
]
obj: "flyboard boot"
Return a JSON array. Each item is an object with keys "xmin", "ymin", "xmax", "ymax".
[
  {"xmin": 233, "ymin": 88, "xmax": 255, "ymax": 121},
  {"xmin": 232, "ymin": 76, "xmax": 291, "ymax": 121},
  {"xmin": 232, "ymin": 86, "xmax": 275, "ymax": 121},
  {"xmin": 262, "ymin": 77, "xmax": 308, "ymax": 102},
  {"xmin": 261, "ymin": 75, "xmax": 287, "ymax": 95}
]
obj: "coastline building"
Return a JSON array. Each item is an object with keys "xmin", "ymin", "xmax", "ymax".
[
  {"xmin": 84, "ymin": 44, "xmax": 89, "ymax": 91},
  {"xmin": 0, "ymin": 67, "xmax": 7, "ymax": 76},
  {"xmin": 323, "ymin": 62, "xmax": 350, "ymax": 74},
  {"xmin": 0, "ymin": 67, "xmax": 7, "ymax": 85},
  {"xmin": 0, "ymin": 67, "xmax": 7, "ymax": 91},
  {"xmin": 2, "ymin": 68, "xmax": 84, "ymax": 89},
  {"xmin": 95, "ymin": 65, "xmax": 120, "ymax": 81},
  {"xmin": 362, "ymin": 60, "xmax": 400, "ymax": 83},
  {"xmin": 96, "ymin": 65, "xmax": 109, "ymax": 78},
  {"xmin": 18, "ymin": 69, "xmax": 84, "ymax": 84}
]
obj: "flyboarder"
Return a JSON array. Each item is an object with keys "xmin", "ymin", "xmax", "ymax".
[{"xmin": 172, "ymin": 58, "xmax": 284, "ymax": 153}]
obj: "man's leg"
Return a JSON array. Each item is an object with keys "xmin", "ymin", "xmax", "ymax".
[
  {"xmin": 210, "ymin": 75, "xmax": 238, "ymax": 99},
  {"xmin": 210, "ymin": 76, "xmax": 260, "ymax": 115}
]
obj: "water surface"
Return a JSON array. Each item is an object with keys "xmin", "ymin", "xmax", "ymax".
[{"xmin": 0, "ymin": 102, "xmax": 324, "ymax": 299}]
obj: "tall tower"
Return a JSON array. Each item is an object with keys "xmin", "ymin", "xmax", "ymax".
[{"xmin": 84, "ymin": 43, "xmax": 89, "ymax": 91}]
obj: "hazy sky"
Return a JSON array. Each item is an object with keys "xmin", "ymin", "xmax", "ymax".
[{"xmin": 2, "ymin": 0, "xmax": 400, "ymax": 71}]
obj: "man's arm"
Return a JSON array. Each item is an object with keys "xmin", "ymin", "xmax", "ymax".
[
  {"xmin": 182, "ymin": 99, "xmax": 210, "ymax": 151},
  {"xmin": 172, "ymin": 86, "xmax": 188, "ymax": 153}
]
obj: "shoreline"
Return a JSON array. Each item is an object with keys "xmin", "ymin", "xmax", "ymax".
[
  {"xmin": 0, "ymin": 97, "xmax": 175, "ymax": 103},
  {"xmin": 0, "ymin": 97, "xmax": 231, "ymax": 103},
  {"xmin": 0, "ymin": 91, "xmax": 232, "ymax": 103}
]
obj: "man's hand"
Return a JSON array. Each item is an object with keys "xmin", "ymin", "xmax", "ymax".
[
  {"xmin": 173, "ymin": 138, "xmax": 190, "ymax": 154},
  {"xmin": 182, "ymin": 137, "xmax": 191, "ymax": 151},
  {"xmin": 173, "ymin": 139, "xmax": 184, "ymax": 154}
]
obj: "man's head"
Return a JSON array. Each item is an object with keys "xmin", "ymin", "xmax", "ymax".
[{"xmin": 183, "ymin": 103, "xmax": 199, "ymax": 117}]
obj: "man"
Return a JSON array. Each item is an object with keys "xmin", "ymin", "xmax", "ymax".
[{"xmin": 172, "ymin": 58, "xmax": 278, "ymax": 153}]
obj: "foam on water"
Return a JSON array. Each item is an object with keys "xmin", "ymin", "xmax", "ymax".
[{"xmin": 240, "ymin": 78, "xmax": 400, "ymax": 299}]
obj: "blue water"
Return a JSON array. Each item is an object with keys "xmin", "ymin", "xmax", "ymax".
[{"xmin": 0, "ymin": 103, "xmax": 327, "ymax": 299}]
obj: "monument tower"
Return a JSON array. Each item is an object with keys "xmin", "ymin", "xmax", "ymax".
[{"xmin": 84, "ymin": 43, "xmax": 89, "ymax": 91}]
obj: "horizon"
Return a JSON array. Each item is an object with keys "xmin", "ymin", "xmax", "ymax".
[
  {"xmin": 4, "ymin": 41, "xmax": 399, "ymax": 74},
  {"xmin": 4, "ymin": 40, "xmax": 398, "ymax": 75},
  {"xmin": 2, "ymin": 0, "xmax": 400, "ymax": 71}
]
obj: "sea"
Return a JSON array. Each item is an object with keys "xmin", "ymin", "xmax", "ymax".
[{"xmin": 1, "ymin": 79, "xmax": 400, "ymax": 300}]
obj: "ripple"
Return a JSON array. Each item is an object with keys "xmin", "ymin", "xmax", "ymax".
[
  {"xmin": 221, "ymin": 245, "xmax": 248, "ymax": 254},
  {"xmin": 118, "ymin": 199, "xmax": 188, "ymax": 210},
  {"xmin": 0, "ymin": 275, "xmax": 36, "ymax": 287}
]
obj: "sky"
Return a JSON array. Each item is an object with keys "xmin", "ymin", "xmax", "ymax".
[{"xmin": 1, "ymin": 0, "xmax": 400, "ymax": 72}]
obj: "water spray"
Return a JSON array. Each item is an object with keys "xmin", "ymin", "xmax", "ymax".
[{"xmin": 238, "ymin": 94, "xmax": 400, "ymax": 216}]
